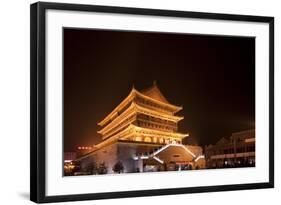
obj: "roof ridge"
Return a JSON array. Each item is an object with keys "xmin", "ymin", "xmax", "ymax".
[{"xmin": 140, "ymin": 81, "xmax": 169, "ymax": 104}]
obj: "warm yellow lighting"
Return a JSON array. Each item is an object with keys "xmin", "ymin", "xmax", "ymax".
[
  {"xmin": 98, "ymin": 86, "xmax": 182, "ymax": 126},
  {"xmin": 135, "ymin": 136, "xmax": 142, "ymax": 141},
  {"xmin": 94, "ymin": 84, "xmax": 189, "ymax": 150},
  {"xmin": 144, "ymin": 137, "xmax": 152, "ymax": 142}
]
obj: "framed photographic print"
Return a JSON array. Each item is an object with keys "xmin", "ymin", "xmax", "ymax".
[{"xmin": 30, "ymin": 2, "xmax": 274, "ymax": 203}]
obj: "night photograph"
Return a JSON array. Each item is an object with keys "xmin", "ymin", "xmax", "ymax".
[{"xmin": 63, "ymin": 28, "xmax": 255, "ymax": 176}]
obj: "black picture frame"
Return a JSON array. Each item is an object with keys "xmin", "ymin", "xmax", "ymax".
[{"xmin": 30, "ymin": 2, "xmax": 274, "ymax": 203}]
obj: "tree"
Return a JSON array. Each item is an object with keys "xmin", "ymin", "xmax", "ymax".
[
  {"xmin": 112, "ymin": 161, "xmax": 124, "ymax": 174},
  {"xmin": 97, "ymin": 162, "xmax": 108, "ymax": 174},
  {"xmin": 83, "ymin": 161, "xmax": 98, "ymax": 175}
]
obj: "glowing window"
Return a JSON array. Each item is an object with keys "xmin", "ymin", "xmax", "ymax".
[
  {"xmin": 144, "ymin": 137, "xmax": 152, "ymax": 142},
  {"xmin": 135, "ymin": 136, "xmax": 142, "ymax": 141}
]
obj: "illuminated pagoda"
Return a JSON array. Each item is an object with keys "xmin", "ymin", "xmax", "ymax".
[{"xmin": 77, "ymin": 82, "xmax": 205, "ymax": 173}]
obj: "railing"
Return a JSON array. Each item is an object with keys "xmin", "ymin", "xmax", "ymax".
[{"xmin": 132, "ymin": 142, "xmax": 198, "ymax": 163}]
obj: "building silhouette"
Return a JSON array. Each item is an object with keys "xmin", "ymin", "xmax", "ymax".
[{"xmin": 205, "ymin": 129, "xmax": 255, "ymax": 169}]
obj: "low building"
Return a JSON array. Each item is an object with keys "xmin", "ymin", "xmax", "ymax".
[
  {"xmin": 64, "ymin": 152, "xmax": 77, "ymax": 163},
  {"xmin": 205, "ymin": 129, "xmax": 255, "ymax": 169},
  {"xmin": 76, "ymin": 82, "xmax": 205, "ymax": 174},
  {"xmin": 64, "ymin": 152, "xmax": 79, "ymax": 176}
]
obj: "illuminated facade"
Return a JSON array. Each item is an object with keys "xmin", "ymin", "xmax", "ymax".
[
  {"xmin": 77, "ymin": 82, "xmax": 205, "ymax": 174},
  {"xmin": 205, "ymin": 129, "xmax": 255, "ymax": 168}
]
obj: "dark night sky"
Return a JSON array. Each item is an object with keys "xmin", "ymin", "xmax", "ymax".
[{"xmin": 64, "ymin": 28, "xmax": 255, "ymax": 152}]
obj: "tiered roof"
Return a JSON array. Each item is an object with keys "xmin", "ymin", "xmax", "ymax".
[
  {"xmin": 95, "ymin": 82, "xmax": 188, "ymax": 148},
  {"xmin": 98, "ymin": 82, "xmax": 182, "ymax": 126},
  {"xmin": 140, "ymin": 81, "xmax": 170, "ymax": 104}
]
